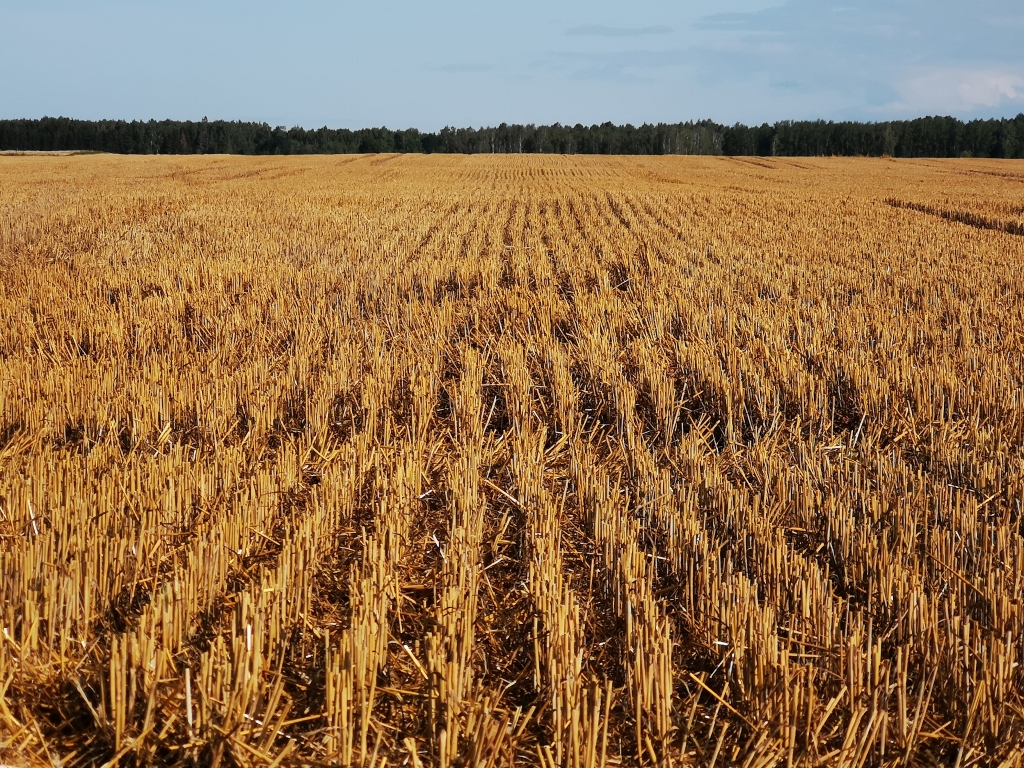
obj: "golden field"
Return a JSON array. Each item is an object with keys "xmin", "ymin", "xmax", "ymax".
[{"xmin": 1, "ymin": 154, "xmax": 1023, "ymax": 767}]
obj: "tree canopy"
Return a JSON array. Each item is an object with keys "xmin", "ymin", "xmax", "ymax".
[{"xmin": 2, "ymin": 115, "xmax": 1023, "ymax": 158}]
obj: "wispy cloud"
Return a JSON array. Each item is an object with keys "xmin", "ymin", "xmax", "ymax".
[
  {"xmin": 539, "ymin": 47, "xmax": 691, "ymax": 85},
  {"xmin": 683, "ymin": 0, "xmax": 1024, "ymax": 118},
  {"xmin": 694, "ymin": 12, "xmax": 764, "ymax": 32},
  {"xmin": 895, "ymin": 68, "xmax": 1024, "ymax": 111},
  {"xmin": 565, "ymin": 25, "xmax": 672, "ymax": 38},
  {"xmin": 434, "ymin": 63, "xmax": 491, "ymax": 74}
]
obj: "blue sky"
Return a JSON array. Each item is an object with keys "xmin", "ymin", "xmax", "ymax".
[{"xmin": 2, "ymin": 0, "xmax": 1023, "ymax": 129}]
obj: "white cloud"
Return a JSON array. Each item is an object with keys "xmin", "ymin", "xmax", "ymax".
[{"xmin": 896, "ymin": 68, "xmax": 1024, "ymax": 112}]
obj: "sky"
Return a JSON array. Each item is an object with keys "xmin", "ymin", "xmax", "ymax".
[{"xmin": 2, "ymin": 0, "xmax": 1023, "ymax": 130}]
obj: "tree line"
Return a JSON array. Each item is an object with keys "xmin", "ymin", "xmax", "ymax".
[{"xmin": 2, "ymin": 114, "xmax": 1023, "ymax": 157}]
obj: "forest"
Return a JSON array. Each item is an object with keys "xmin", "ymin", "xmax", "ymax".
[{"xmin": 2, "ymin": 114, "xmax": 1024, "ymax": 157}]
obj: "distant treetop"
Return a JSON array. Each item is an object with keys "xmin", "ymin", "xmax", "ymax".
[{"xmin": 2, "ymin": 115, "xmax": 1023, "ymax": 158}]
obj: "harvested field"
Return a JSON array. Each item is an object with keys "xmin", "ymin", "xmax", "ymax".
[{"xmin": 1, "ymin": 154, "xmax": 1023, "ymax": 766}]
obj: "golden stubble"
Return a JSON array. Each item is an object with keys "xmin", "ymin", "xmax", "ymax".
[{"xmin": 1, "ymin": 154, "xmax": 1023, "ymax": 766}]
